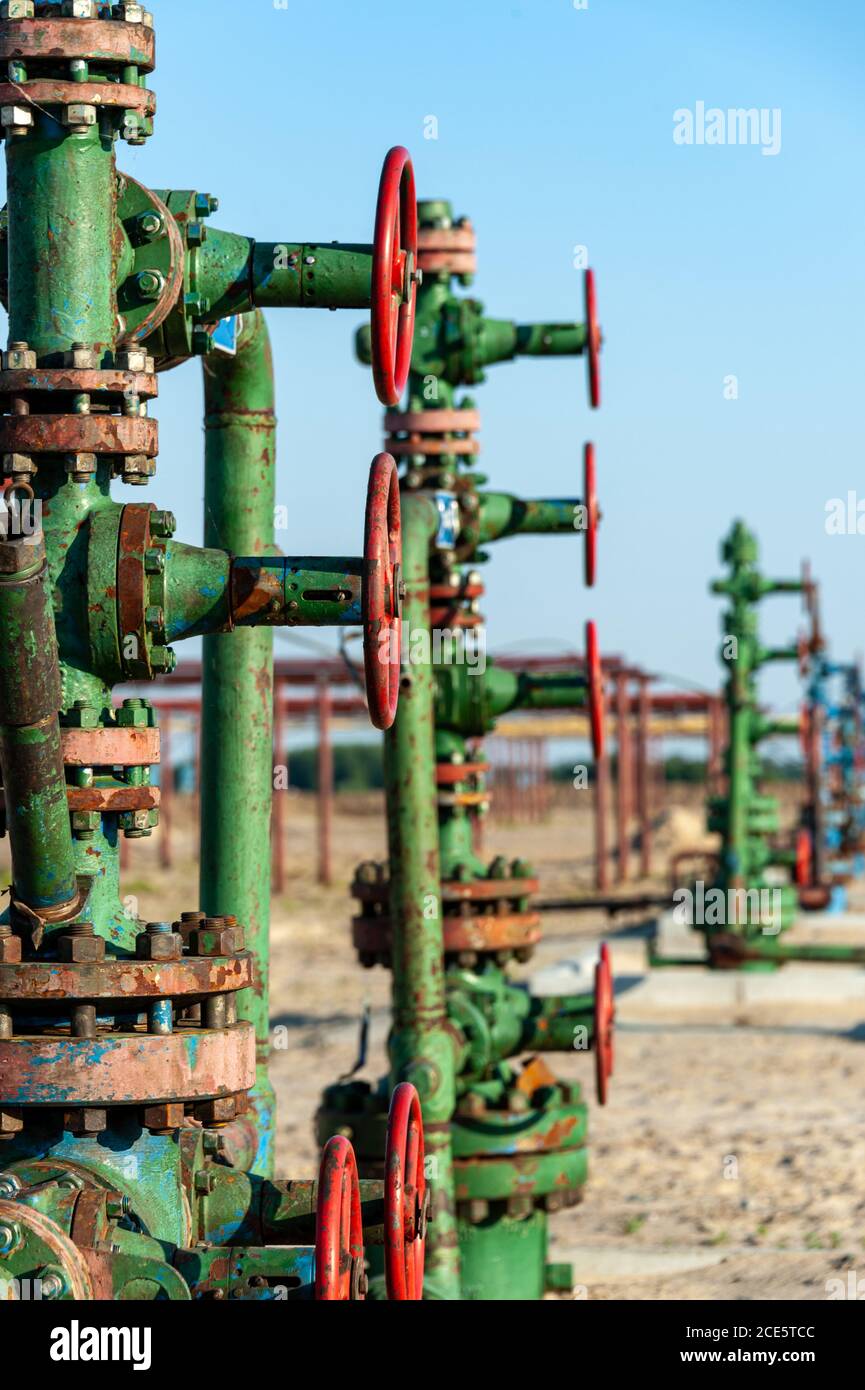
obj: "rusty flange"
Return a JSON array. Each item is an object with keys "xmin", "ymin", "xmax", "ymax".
[
  {"xmin": 385, "ymin": 409, "xmax": 481, "ymax": 433},
  {"xmin": 354, "ymin": 875, "xmax": 539, "ymax": 907},
  {"xmin": 354, "ymin": 911, "xmax": 541, "ymax": 958},
  {"xmin": 386, "ymin": 435, "xmax": 479, "ymax": 457},
  {"xmin": 0, "ymin": 784, "xmax": 160, "ymax": 816},
  {"xmin": 435, "ymin": 761, "xmax": 489, "ymax": 785},
  {"xmin": 0, "ymin": 1022, "xmax": 255, "ymax": 1107},
  {"xmin": 60, "ymin": 727, "xmax": 160, "ymax": 767},
  {"xmin": 0, "ymin": 78, "xmax": 155, "ymax": 118},
  {"xmin": 428, "ymin": 608, "xmax": 484, "ymax": 629},
  {"xmin": 0, "ymin": 17, "xmax": 156, "ymax": 70},
  {"xmin": 417, "ymin": 225, "xmax": 477, "ymax": 276},
  {"xmin": 0, "ymin": 953, "xmax": 254, "ymax": 1003},
  {"xmin": 0, "ymin": 367, "xmax": 158, "ymax": 400},
  {"xmin": 0, "ymin": 414, "xmax": 156, "ymax": 457}
]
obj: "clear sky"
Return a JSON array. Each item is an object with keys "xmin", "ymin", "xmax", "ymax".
[{"xmin": 7, "ymin": 0, "xmax": 865, "ymax": 716}]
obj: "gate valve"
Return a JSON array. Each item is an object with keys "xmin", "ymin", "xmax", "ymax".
[
  {"xmin": 363, "ymin": 452, "xmax": 403, "ymax": 730},
  {"xmin": 90, "ymin": 149, "xmax": 419, "ymax": 392},
  {"xmin": 314, "ymin": 1135, "xmax": 366, "ymax": 1300},
  {"xmin": 469, "ymin": 449, "xmax": 600, "ymax": 584},
  {"xmin": 115, "ymin": 457, "xmax": 403, "ymax": 727},
  {"xmin": 432, "ymin": 623, "xmax": 605, "ymax": 760},
  {"xmin": 593, "ymin": 942, "xmax": 615, "ymax": 1105},
  {"xmin": 355, "ymin": 220, "xmax": 602, "ymax": 402},
  {"xmin": 384, "ymin": 1082, "xmax": 427, "ymax": 1301}
]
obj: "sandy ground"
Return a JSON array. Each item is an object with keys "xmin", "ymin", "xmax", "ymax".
[{"xmin": 3, "ymin": 786, "xmax": 865, "ymax": 1301}]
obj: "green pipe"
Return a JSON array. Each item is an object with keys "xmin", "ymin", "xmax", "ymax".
[
  {"xmin": 6, "ymin": 116, "xmax": 116, "ymax": 357},
  {"xmin": 200, "ymin": 310, "xmax": 277, "ymax": 1178},
  {"xmin": 197, "ymin": 233, "xmax": 374, "ymax": 319},
  {"xmin": 384, "ymin": 492, "xmax": 461, "ymax": 1300},
  {"xmin": 165, "ymin": 551, "xmax": 363, "ymax": 640},
  {"xmin": 0, "ymin": 528, "xmax": 78, "ymax": 916},
  {"xmin": 477, "ymin": 493, "xmax": 579, "ymax": 543}
]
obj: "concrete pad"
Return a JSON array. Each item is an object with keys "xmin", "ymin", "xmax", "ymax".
[{"xmin": 555, "ymin": 1245, "xmax": 731, "ymax": 1283}]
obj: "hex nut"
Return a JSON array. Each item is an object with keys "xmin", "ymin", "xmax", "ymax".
[
  {"xmin": 113, "ymin": 1, "xmax": 145, "ymax": 21},
  {"xmin": 189, "ymin": 924, "xmax": 245, "ymax": 958},
  {"xmin": 117, "ymin": 454, "xmax": 156, "ymax": 484},
  {"xmin": 115, "ymin": 348, "xmax": 149, "ymax": 374},
  {"xmin": 64, "ymin": 453, "xmax": 97, "ymax": 479},
  {"xmin": 57, "ymin": 934, "xmax": 106, "ymax": 963},
  {"xmin": 71, "ymin": 811, "xmax": 101, "ymax": 834},
  {"xmin": 2, "ymin": 453, "xmax": 36, "ymax": 478},
  {"xmin": 3, "ymin": 345, "xmax": 36, "ymax": 371},
  {"xmin": 63, "ymin": 0, "xmax": 98, "ymax": 16},
  {"xmin": 116, "ymin": 701, "xmax": 151, "ymax": 728},
  {"xmin": 194, "ymin": 1094, "xmax": 245, "ymax": 1125},
  {"xmin": 0, "ymin": 1110, "xmax": 23, "ymax": 1135},
  {"xmin": 64, "ymin": 1108, "xmax": 108, "ymax": 1136},
  {"xmin": 65, "ymin": 703, "xmax": 100, "ymax": 730},
  {"xmin": 63, "ymin": 105, "xmax": 98, "ymax": 130},
  {"xmin": 66, "ymin": 345, "xmax": 99, "ymax": 370},
  {"xmin": 143, "ymin": 1102, "xmax": 183, "ymax": 1132},
  {"xmin": 0, "ymin": 935, "xmax": 22, "ymax": 964},
  {"xmin": 135, "ymin": 929, "xmax": 183, "ymax": 961},
  {"xmin": 0, "ymin": 5, "xmax": 35, "ymax": 23}
]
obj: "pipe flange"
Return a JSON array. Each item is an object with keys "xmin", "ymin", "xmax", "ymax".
[
  {"xmin": 0, "ymin": 1021, "xmax": 255, "ymax": 1107},
  {"xmin": 0, "ymin": 952, "xmax": 254, "ymax": 1003},
  {"xmin": 0, "ymin": 16, "xmax": 155, "ymax": 69},
  {"xmin": 0, "ymin": 413, "xmax": 157, "ymax": 457}
]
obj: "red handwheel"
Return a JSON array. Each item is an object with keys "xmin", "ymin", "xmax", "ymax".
[
  {"xmin": 363, "ymin": 453, "xmax": 402, "ymax": 731},
  {"xmin": 583, "ymin": 442, "xmax": 598, "ymax": 587},
  {"xmin": 585, "ymin": 619, "xmax": 605, "ymax": 761},
  {"xmin": 594, "ymin": 942, "xmax": 615, "ymax": 1106},
  {"xmin": 384, "ymin": 1082, "xmax": 427, "ymax": 1301},
  {"xmin": 315, "ymin": 1135, "xmax": 365, "ymax": 1300},
  {"xmin": 583, "ymin": 268, "xmax": 601, "ymax": 409},
  {"xmin": 371, "ymin": 146, "xmax": 418, "ymax": 406},
  {"xmin": 794, "ymin": 827, "xmax": 813, "ymax": 887}
]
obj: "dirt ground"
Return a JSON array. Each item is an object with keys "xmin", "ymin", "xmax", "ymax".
[{"xmin": 4, "ymin": 786, "xmax": 865, "ymax": 1302}]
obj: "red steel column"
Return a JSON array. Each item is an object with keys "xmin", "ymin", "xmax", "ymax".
[
  {"xmin": 615, "ymin": 673, "xmax": 631, "ymax": 884},
  {"xmin": 317, "ymin": 678, "xmax": 333, "ymax": 887},
  {"xmin": 595, "ymin": 704, "xmax": 611, "ymax": 892},
  {"xmin": 637, "ymin": 678, "xmax": 651, "ymax": 878}
]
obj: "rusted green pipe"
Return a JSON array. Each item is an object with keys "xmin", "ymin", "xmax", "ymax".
[
  {"xmin": 200, "ymin": 310, "xmax": 277, "ymax": 1177},
  {"xmin": 0, "ymin": 525, "xmax": 78, "ymax": 916},
  {"xmin": 384, "ymin": 491, "xmax": 461, "ymax": 1299}
]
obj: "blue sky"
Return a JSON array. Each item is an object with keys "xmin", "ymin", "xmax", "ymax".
[{"xmin": 9, "ymin": 0, "xmax": 865, "ymax": 713}]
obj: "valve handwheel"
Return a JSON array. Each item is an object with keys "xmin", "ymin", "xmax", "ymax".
[
  {"xmin": 371, "ymin": 146, "xmax": 418, "ymax": 407},
  {"xmin": 794, "ymin": 827, "xmax": 813, "ymax": 887},
  {"xmin": 315, "ymin": 1135, "xmax": 365, "ymax": 1300},
  {"xmin": 583, "ymin": 268, "xmax": 601, "ymax": 409},
  {"xmin": 585, "ymin": 619, "xmax": 605, "ymax": 761},
  {"xmin": 594, "ymin": 941, "xmax": 615, "ymax": 1106},
  {"xmin": 384, "ymin": 1082, "xmax": 427, "ymax": 1301},
  {"xmin": 363, "ymin": 452, "xmax": 402, "ymax": 731},
  {"xmin": 583, "ymin": 442, "xmax": 598, "ymax": 587}
]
